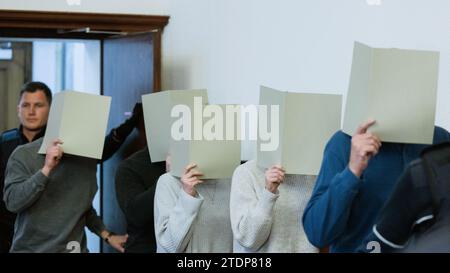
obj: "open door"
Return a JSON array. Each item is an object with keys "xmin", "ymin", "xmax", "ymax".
[{"xmin": 102, "ymin": 32, "xmax": 157, "ymax": 252}]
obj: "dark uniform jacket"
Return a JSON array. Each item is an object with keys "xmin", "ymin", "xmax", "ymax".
[{"xmin": 1, "ymin": 126, "xmax": 45, "ymax": 252}]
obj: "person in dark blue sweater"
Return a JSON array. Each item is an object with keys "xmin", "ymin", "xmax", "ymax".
[{"xmin": 302, "ymin": 119, "xmax": 450, "ymax": 252}]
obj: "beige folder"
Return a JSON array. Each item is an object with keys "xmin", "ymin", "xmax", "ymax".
[
  {"xmin": 38, "ymin": 91, "xmax": 111, "ymax": 159},
  {"xmin": 142, "ymin": 89, "xmax": 208, "ymax": 162},
  {"xmin": 343, "ymin": 42, "xmax": 439, "ymax": 144},
  {"xmin": 257, "ymin": 86, "xmax": 342, "ymax": 175},
  {"xmin": 169, "ymin": 105, "xmax": 241, "ymax": 179}
]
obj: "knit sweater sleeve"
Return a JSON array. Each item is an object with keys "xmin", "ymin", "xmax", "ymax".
[
  {"xmin": 230, "ymin": 164, "xmax": 279, "ymax": 251},
  {"xmin": 302, "ymin": 135, "xmax": 362, "ymax": 248},
  {"xmin": 3, "ymin": 147, "xmax": 49, "ymax": 213},
  {"xmin": 154, "ymin": 174, "xmax": 203, "ymax": 253}
]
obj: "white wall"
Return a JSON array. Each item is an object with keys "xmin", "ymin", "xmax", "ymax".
[{"xmin": 3, "ymin": 0, "xmax": 450, "ymax": 159}]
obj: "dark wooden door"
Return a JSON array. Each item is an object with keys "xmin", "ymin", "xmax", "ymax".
[{"xmin": 101, "ymin": 33, "xmax": 154, "ymax": 252}]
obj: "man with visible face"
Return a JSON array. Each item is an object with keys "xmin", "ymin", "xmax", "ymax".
[
  {"xmin": 0, "ymin": 82, "xmax": 52, "ymax": 253},
  {"xmin": 16, "ymin": 84, "xmax": 51, "ymax": 142}
]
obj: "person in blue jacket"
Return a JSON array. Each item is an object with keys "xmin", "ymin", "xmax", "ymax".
[{"xmin": 302, "ymin": 119, "xmax": 450, "ymax": 252}]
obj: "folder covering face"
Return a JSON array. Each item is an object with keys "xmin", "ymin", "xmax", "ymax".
[
  {"xmin": 168, "ymin": 104, "xmax": 242, "ymax": 179},
  {"xmin": 38, "ymin": 91, "xmax": 111, "ymax": 159},
  {"xmin": 343, "ymin": 42, "xmax": 439, "ymax": 144},
  {"xmin": 257, "ymin": 86, "xmax": 342, "ymax": 175},
  {"xmin": 142, "ymin": 89, "xmax": 209, "ymax": 163}
]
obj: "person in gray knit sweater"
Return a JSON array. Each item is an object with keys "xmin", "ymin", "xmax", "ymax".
[
  {"xmin": 230, "ymin": 160, "xmax": 318, "ymax": 253},
  {"xmin": 3, "ymin": 103, "xmax": 142, "ymax": 253},
  {"xmin": 4, "ymin": 139, "xmax": 127, "ymax": 253},
  {"xmin": 154, "ymin": 163, "xmax": 233, "ymax": 253}
]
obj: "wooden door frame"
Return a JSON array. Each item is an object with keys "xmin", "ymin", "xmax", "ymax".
[{"xmin": 0, "ymin": 9, "xmax": 169, "ymax": 91}]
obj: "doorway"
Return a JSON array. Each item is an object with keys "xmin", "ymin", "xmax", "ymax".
[
  {"xmin": 0, "ymin": 37, "xmax": 102, "ymax": 251},
  {"xmin": 0, "ymin": 10, "xmax": 169, "ymax": 253}
]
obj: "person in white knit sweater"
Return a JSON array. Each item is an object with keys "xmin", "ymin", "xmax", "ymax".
[
  {"xmin": 154, "ymin": 163, "xmax": 233, "ymax": 253},
  {"xmin": 230, "ymin": 160, "xmax": 318, "ymax": 253}
]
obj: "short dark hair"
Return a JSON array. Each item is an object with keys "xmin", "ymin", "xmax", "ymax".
[{"xmin": 19, "ymin": 81, "xmax": 52, "ymax": 104}]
